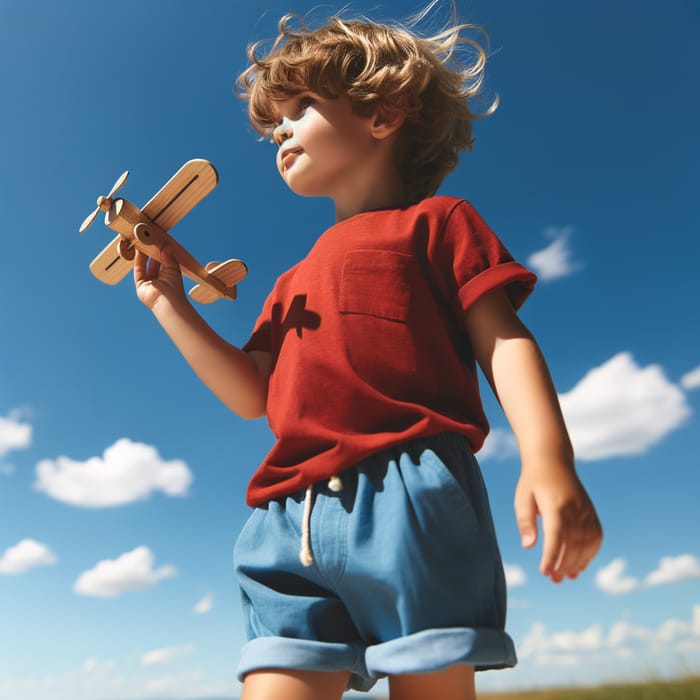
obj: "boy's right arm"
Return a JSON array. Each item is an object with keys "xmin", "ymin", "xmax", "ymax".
[
  {"xmin": 465, "ymin": 288, "xmax": 602, "ymax": 583},
  {"xmin": 133, "ymin": 247, "xmax": 270, "ymax": 420}
]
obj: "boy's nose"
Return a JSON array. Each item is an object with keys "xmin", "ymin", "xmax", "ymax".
[{"xmin": 273, "ymin": 117, "xmax": 293, "ymax": 145}]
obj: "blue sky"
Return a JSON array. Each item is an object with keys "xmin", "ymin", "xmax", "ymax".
[{"xmin": 1, "ymin": 1, "xmax": 698, "ymax": 698}]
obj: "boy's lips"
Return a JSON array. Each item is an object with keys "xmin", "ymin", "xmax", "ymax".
[{"xmin": 280, "ymin": 146, "xmax": 303, "ymax": 169}]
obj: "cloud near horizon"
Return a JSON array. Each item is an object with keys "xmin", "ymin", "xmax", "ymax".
[
  {"xmin": 73, "ymin": 546, "xmax": 177, "ymax": 598},
  {"xmin": 519, "ymin": 603, "xmax": 700, "ymax": 668},
  {"xmin": 595, "ymin": 554, "xmax": 700, "ymax": 595},
  {"xmin": 34, "ymin": 438, "xmax": 192, "ymax": 507},
  {"xmin": 141, "ymin": 644, "xmax": 195, "ymax": 667}
]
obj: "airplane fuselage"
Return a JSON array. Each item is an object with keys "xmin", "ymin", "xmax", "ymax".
[{"xmin": 105, "ymin": 198, "xmax": 230, "ymax": 298}]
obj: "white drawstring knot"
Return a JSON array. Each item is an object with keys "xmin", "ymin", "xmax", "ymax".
[{"xmin": 299, "ymin": 475, "xmax": 344, "ymax": 567}]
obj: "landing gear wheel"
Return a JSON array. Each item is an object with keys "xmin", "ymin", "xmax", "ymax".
[{"xmin": 117, "ymin": 238, "xmax": 136, "ymax": 261}]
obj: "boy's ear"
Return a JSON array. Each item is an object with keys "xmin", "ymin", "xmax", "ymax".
[{"xmin": 369, "ymin": 107, "xmax": 406, "ymax": 140}]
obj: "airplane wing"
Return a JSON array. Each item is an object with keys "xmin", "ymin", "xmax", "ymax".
[
  {"xmin": 141, "ymin": 159, "xmax": 218, "ymax": 232},
  {"xmin": 89, "ymin": 235, "xmax": 134, "ymax": 285}
]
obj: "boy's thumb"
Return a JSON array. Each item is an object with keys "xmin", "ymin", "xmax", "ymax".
[{"xmin": 515, "ymin": 493, "xmax": 538, "ymax": 548}]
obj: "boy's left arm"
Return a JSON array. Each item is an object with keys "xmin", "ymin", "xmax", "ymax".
[{"xmin": 464, "ymin": 288, "xmax": 603, "ymax": 583}]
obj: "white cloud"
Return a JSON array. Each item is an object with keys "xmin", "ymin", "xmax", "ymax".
[
  {"xmin": 596, "ymin": 554, "xmax": 700, "ymax": 596},
  {"xmin": 73, "ymin": 546, "xmax": 177, "ymax": 598},
  {"xmin": 594, "ymin": 558, "xmax": 640, "ymax": 595},
  {"xmin": 0, "ymin": 660, "xmax": 234, "ymax": 700},
  {"xmin": 0, "ymin": 539, "xmax": 57, "ymax": 575},
  {"xmin": 34, "ymin": 438, "xmax": 192, "ymax": 507},
  {"xmin": 645, "ymin": 554, "xmax": 700, "ymax": 587},
  {"xmin": 676, "ymin": 636, "xmax": 700, "ymax": 653},
  {"xmin": 0, "ymin": 411, "xmax": 32, "ymax": 458},
  {"xmin": 194, "ymin": 592, "xmax": 214, "ymax": 614},
  {"xmin": 526, "ymin": 226, "xmax": 580, "ymax": 282},
  {"xmin": 519, "ymin": 622, "xmax": 604, "ymax": 662},
  {"xmin": 560, "ymin": 352, "xmax": 691, "ymax": 460},
  {"xmin": 478, "ymin": 428, "xmax": 518, "ymax": 461},
  {"xmin": 549, "ymin": 625, "xmax": 604, "ymax": 652},
  {"xmin": 607, "ymin": 620, "xmax": 653, "ymax": 648},
  {"xmin": 141, "ymin": 644, "xmax": 194, "ymax": 667},
  {"xmin": 518, "ymin": 605, "xmax": 700, "ymax": 670},
  {"xmin": 517, "ymin": 623, "xmax": 551, "ymax": 659},
  {"xmin": 681, "ymin": 365, "xmax": 700, "ymax": 391},
  {"xmin": 483, "ymin": 354, "xmax": 691, "ymax": 464},
  {"xmin": 504, "ymin": 563, "xmax": 527, "ymax": 589},
  {"xmin": 656, "ymin": 619, "xmax": 692, "ymax": 644}
]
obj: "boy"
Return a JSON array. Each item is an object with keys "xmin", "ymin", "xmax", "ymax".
[{"xmin": 133, "ymin": 10, "xmax": 602, "ymax": 700}]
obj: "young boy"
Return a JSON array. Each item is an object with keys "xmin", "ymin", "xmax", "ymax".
[{"xmin": 133, "ymin": 10, "xmax": 602, "ymax": 700}]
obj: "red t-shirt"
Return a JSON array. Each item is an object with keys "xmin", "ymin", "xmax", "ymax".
[{"xmin": 243, "ymin": 196, "xmax": 536, "ymax": 506}]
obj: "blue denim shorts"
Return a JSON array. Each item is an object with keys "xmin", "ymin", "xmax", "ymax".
[{"xmin": 233, "ymin": 432, "xmax": 516, "ymax": 692}]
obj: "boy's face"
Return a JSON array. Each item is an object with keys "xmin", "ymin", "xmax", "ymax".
[{"xmin": 271, "ymin": 92, "xmax": 380, "ymax": 201}]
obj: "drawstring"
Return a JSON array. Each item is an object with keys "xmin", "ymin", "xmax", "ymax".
[
  {"xmin": 299, "ymin": 475, "xmax": 344, "ymax": 566},
  {"xmin": 299, "ymin": 484, "xmax": 314, "ymax": 567}
]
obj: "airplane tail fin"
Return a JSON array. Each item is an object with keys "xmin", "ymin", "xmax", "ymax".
[{"xmin": 188, "ymin": 259, "xmax": 248, "ymax": 304}]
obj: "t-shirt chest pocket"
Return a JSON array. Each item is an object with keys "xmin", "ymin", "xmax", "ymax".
[{"xmin": 339, "ymin": 250, "xmax": 412, "ymax": 322}]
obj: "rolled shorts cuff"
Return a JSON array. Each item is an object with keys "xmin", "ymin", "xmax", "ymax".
[
  {"xmin": 237, "ymin": 627, "xmax": 516, "ymax": 692},
  {"xmin": 366, "ymin": 627, "xmax": 517, "ymax": 678},
  {"xmin": 237, "ymin": 637, "xmax": 374, "ymax": 692}
]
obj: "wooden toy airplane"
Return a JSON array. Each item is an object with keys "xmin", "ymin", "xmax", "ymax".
[{"xmin": 80, "ymin": 159, "xmax": 247, "ymax": 302}]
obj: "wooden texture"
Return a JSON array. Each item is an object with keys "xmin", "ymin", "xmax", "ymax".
[
  {"xmin": 89, "ymin": 235, "xmax": 134, "ymax": 285},
  {"xmin": 141, "ymin": 159, "xmax": 218, "ymax": 232},
  {"xmin": 189, "ymin": 259, "xmax": 248, "ymax": 303}
]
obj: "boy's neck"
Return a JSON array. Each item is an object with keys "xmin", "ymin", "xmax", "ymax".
[{"xmin": 333, "ymin": 162, "xmax": 408, "ymax": 222}]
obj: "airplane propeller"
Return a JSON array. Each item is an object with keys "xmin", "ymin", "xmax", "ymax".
[{"xmin": 79, "ymin": 170, "xmax": 129, "ymax": 233}]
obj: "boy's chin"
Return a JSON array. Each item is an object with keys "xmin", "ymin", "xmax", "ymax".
[{"xmin": 282, "ymin": 178, "xmax": 328, "ymax": 199}]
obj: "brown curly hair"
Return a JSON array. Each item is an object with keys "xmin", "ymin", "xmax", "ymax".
[{"xmin": 235, "ymin": 11, "xmax": 497, "ymax": 203}]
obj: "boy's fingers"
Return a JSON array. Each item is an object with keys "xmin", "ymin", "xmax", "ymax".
[
  {"xmin": 550, "ymin": 510, "xmax": 583, "ymax": 579},
  {"xmin": 577, "ymin": 513, "xmax": 603, "ymax": 574},
  {"xmin": 554, "ymin": 531, "xmax": 583, "ymax": 580},
  {"xmin": 133, "ymin": 250, "xmax": 148, "ymax": 280},
  {"xmin": 133, "ymin": 250, "xmax": 161, "ymax": 278},
  {"xmin": 540, "ymin": 511, "xmax": 564, "ymax": 580},
  {"xmin": 515, "ymin": 491, "xmax": 538, "ymax": 548},
  {"xmin": 569, "ymin": 537, "xmax": 590, "ymax": 578},
  {"xmin": 160, "ymin": 243, "xmax": 180, "ymax": 268},
  {"xmin": 571, "ymin": 520, "xmax": 597, "ymax": 576},
  {"xmin": 554, "ymin": 510, "xmax": 603, "ymax": 580}
]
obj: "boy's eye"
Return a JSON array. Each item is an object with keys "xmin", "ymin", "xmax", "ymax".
[
  {"xmin": 297, "ymin": 96, "xmax": 315, "ymax": 115},
  {"xmin": 268, "ymin": 95, "xmax": 317, "ymax": 144}
]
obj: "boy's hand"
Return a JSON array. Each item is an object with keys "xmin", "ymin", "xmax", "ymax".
[
  {"xmin": 514, "ymin": 462, "xmax": 602, "ymax": 583},
  {"xmin": 133, "ymin": 245, "xmax": 188, "ymax": 312}
]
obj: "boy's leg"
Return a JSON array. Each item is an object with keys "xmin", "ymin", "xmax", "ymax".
[
  {"xmin": 389, "ymin": 664, "xmax": 476, "ymax": 700},
  {"xmin": 241, "ymin": 669, "xmax": 350, "ymax": 700}
]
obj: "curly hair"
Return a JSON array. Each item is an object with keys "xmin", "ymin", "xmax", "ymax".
[{"xmin": 235, "ymin": 10, "xmax": 497, "ymax": 203}]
